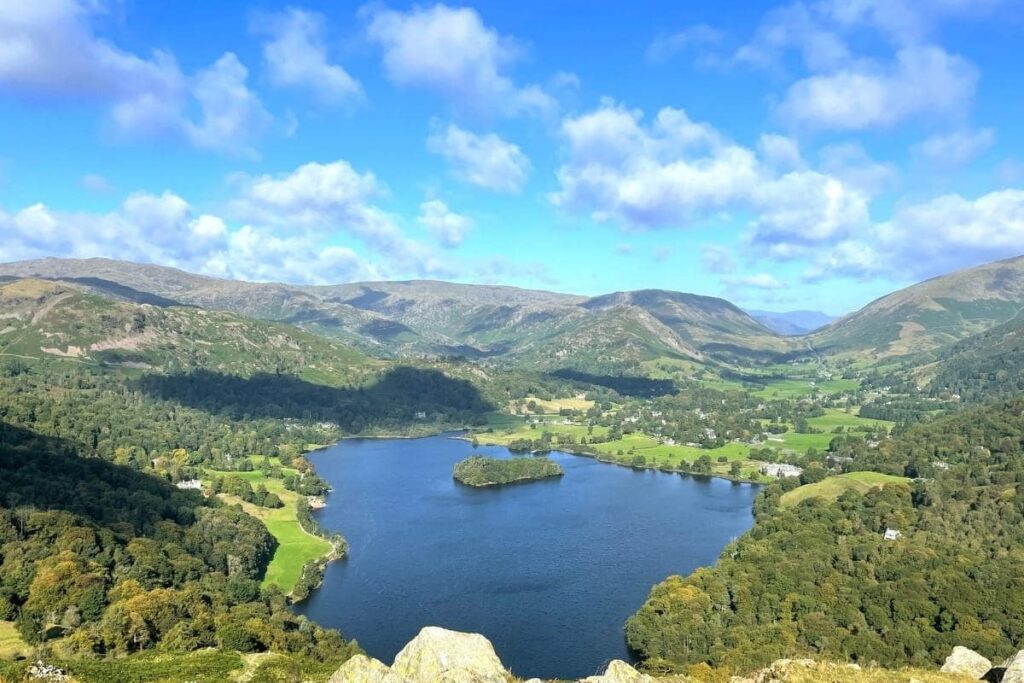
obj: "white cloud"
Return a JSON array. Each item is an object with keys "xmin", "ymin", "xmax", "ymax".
[
  {"xmin": 417, "ymin": 199, "xmax": 473, "ymax": 248},
  {"xmin": 0, "ymin": 191, "xmax": 384, "ymax": 286},
  {"xmin": 758, "ymin": 134, "xmax": 804, "ymax": 171},
  {"xmin": 724, "ymin": 273, "xmax": 786, "ymax": 290},
  {"xmin": 427, "ymin": 124, "xmax": 530, "ymax": 193},
  {"xmin": 183, "ymin": 53, "xmax": 272, "ymax": 157},
  {"xmin": 915, "ymin": 128, "xmax": 995, "ymax": 167},
  {"xmin": 81, "ymin": 173, "xmax": 112, "ymax": 193},
  {"xmin": 817, "ymin": 142, "xmax": 899, "ymax": 195},
  {"xmin": 0, "ymin": 0, "xmax": 184, "ymax": 102},
  {"xmin": 701, "ymin": 245, "xmax": 736, "ymax": 274},
  {"xmin": 552, "ymin": 101, "xmax": 760, "ymax": 228},
  {"xmin": 806, "ymin": 189, "xmax": 1024, "ymax": 280},
  {"xmin": 253, "ymin": 8, "xmax": 361, "ymax": 105},
  {"xmin": 0, "ymin": 2, "xmax": 270, "ymax": 156},
  {"xmin": 779, "ymin": 45, "xmax": 977, "ymax": 130},
  {"xmin": 646, "ymin": 23, "xmax": 723, "ymax": 64},
  {"xmin": 231, "ymin": 159, "xmax": 451, "ymax": 276},
  {"xmin": 825, "ymin": 0, "xmax": 1008, "ymax": 43},
  {"xmin": 735, "ymin": 2, "xmax": 850, "ymax": 72},
  {"xmin": 552, "ymin": 99, "xmax": 870, "ymax": 251},
  {"xmin": 363, "ymin": 3, "xmax": 555, "ymax": 117}
]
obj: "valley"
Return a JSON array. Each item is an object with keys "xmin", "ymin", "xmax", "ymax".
[{"xmin": 0, "ymin": 255, "xmax": 1023, "ymax": 681}]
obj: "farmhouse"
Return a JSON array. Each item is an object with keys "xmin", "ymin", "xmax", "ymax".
[{"xmin": 760, "ymin": 463, "xmax": 803, "ymax": 478}]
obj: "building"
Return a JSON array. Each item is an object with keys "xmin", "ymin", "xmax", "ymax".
[
  {"xmin": 883, "ymin": 528, "xmax": 902, "ymax": 541},
  {"xmin": 760, "ymin": 463, "xmax": 803, "ymax": 478},
  {"xmin": 176, "ymin": 479, "xmax": 202, "ymax": 490}
]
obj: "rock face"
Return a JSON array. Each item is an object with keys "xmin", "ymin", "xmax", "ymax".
[
  {"xmin": 326, "ymin": 627, "xmax": 664, "ymax": 683},
  {"xmin": 327, "ymin": 629, "xmax": 1020, "ymax": 683},
  {"xmin": 328, "ymin": 654, "xmax": 397, "ymax": 683},
  {"xmin": 941, "ymin": 646, "xmax": 992, "ymax": 679},
  {"xmin": 580, "ymin": 659, "xmax": 655, "ymax": 682},
  {"xmin": 389, "ymin": 627, "xmax": 508, "ymax": 683},
  {"xmin": 1002, "ymin": 651, "xmax": 1024, "ymax": 683}
]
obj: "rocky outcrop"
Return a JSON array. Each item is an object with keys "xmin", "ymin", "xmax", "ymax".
[
  {"xmin": 327, "ymin": 633, "xmax": 1024, "ymax": 683},
  {"xmin": 329, "ymin": 654, "xmax": 397, "ymax": 682},
  {"xmin": 1001, "ymin": 651, "xmax": 1024, "ymax": 683},
  {"xmin": 327, "ymin": 627, "xmax": 666, "ymax": 683},
  {"xmin": 390, "ymin": 627, "xmax": 508, "ymax": 683},
  {"xmin": 941, "ymin": 647, "xmax": 993, "ymax": 679},
  {"xmin": 580, "ymin": 659, "xmax": 655, "ymax": 682}
]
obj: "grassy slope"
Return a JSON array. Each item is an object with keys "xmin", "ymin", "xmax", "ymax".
[
  {"xmin": 780, "ymin": 471, "xmax": 911, "ymax": 507},
  {"xmin": 0, "ymin": 621, "xmax": 27, "ymax": 659},
  {"xmin": 766, "ymin": 409, "xmax": 895, "ymax": 452},
  {"xmin": 475, "ymin": 417, "xmax": 767, "ymax": 480},
  {"xmin": 203, "ymin": 468, "xmax": 332, "ymax": 593}
]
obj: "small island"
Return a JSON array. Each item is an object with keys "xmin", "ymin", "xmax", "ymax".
[{"xmin": 453, "ymin": 455, "xmax": 564, "ymax": 487}]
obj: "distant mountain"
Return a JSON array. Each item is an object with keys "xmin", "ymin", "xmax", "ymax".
[
  {"xmin": 0, "ymin": 258, "xmax": 791, "ymax": 370},
  {"xmin": 925, "ymin": 310, "xmax": 1024, "ymax": 401},
  {"xmin": 809, "ymin": 255, "xmax": 1024, "ymax": 357},
  {"xmin": 747, "ymin": 310, "xmax": 836, "ymax": 335},
  {"xmin": 0, "ymin": 277, "xmax": 374, "ymax": 383}
]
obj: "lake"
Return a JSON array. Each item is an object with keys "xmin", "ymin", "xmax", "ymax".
[{"xmin": 294, "ymin": 434, "xmax": 759, "ymax": 680}]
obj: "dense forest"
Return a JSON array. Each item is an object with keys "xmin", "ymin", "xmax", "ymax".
[
  {"xmin": 0, "ymin": 422, "xmax": 359, "ymax": 664},
  {"xmin": 626, "ymin": 399, "xmax": 1024, "ymax": 675},
  {"xmin": 452, "ymin": 455, "xmax": 564, "ymax": 486}
]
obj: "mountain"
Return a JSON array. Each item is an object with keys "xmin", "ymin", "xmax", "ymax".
[
  {"xmin": 747, "ymin": 309, "xmax": 836, "ymax": 335},
  {"xmin": 0, "ymin": 277, "xmax": 375, "ymax": 384},
  {"xmin": 809, "ymin": 255, "xmax": 1024, "ymax": 357},
  {"xmin": 923, "ymin": 310, "xmax": 1024, "ymax": 401},
  {"xmin": 0, "ymin": 258, "xmax": 790, "ymax": 370}
]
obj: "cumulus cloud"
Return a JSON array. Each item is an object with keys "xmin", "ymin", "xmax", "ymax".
[
  {"xmin": 733, "ymin": 2, "xmax": 990, "ymax": 131},
  {"xmin": 779, "ymin": 45, "xmax": 977, "ymax": 130},
  {"xmin": 0, "ymin": 2, "xmax": 270, "ymax": 155},
  {"xmin": 417, "ymin": 199, "xmax": 473, "ymax": 248},
  {"xmin": 914, "ymin": 128, "xmax": 995, "ymax": 167},
  {"xmin": 253, "ymin": 8, "xmax": 361, "ymax": 105},
  {"xmin": 363, "ymin": 3, "xmax": 555, "ymax": 117},
  {"xmin": 0, "ymin": 0, "xmax": 184, "ymax": 101},
  {"xmin": 81, "ymin": 174, "xmax": 112, "ymax": 194},
  {"xmin": 646, "ymin": 23, "xmax": 723, "ymax": 64},
  {"xmin": 817, "ymin": 142, "xmax": 899, "ymax": 196},
  {"xmin": 701, "ymin": 245, "xmax": 736, "ymax": 274},
  {"xmin": 758, "ymin": 134, "xmax": 804, "ymax": 171},
  {"xmin": 552, "ymin": 99, "xmax": 869, "ymax": 258},
  {"xmin": 427, "ymin": 124, "xmax": 530, "ymax": 193},
  {"xmin": 183, "ymin": 54, "xmax": 272, "ymax": 157},
  {"xmin": 805, "ymin": 189, "xmax": 1024, "ymax": 281},
  {"xmin": 724, "ymin": 273, "xmax": 786, "ymax": 290},
  {"xmin": 552, "ymin": 101, "xmax": 760, "ymax": 227},
  {"xmin": 230, "ymin": 159, "xmax": 451, "ymax": 276}
]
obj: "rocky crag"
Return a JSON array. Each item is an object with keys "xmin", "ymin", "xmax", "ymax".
[{"xmin": 327, "ymin": 627, "xmax": 1021, "ymax": 683}]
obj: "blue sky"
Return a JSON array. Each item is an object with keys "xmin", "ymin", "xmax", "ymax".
[{"xmin": 1, "ymin": 1, "xmax": 1023, "ymax": 315}]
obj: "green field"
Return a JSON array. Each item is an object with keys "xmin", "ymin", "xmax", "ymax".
[
  {"xmin": 751, "ymin": 376, "xmax": 859, "ymax": 399},
  {"xmin": 473, "ymin": 421, "xmax": 769, "ymax": 480},
  {"xmin": 781, "ymin": 471, "xmax": 911, "ymax": 507},
  {"xmin": 0, "ymin": 621, "xmax": 28, "ymax": 658},
  {"xmin": 765, "ymin": 409, "xmax": 895, "ymax": 453},
  {"xmin": 203, "ymin": 468, "xmax": 332, "ymax": 594}
]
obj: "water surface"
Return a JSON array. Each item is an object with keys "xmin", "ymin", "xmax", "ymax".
[{"xmin": 295, "ymin": 434, "xmax": 758, "ymax": 680}]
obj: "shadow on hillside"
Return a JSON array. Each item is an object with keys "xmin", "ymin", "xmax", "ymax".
[
  {"xmin": 549, "ymin": 369, "xmax": 678, "ymax": 398},
  {"xmin": 0, "ymin": 421, "xmax": 202, "ymax": 533},
  {"xmin": 133, "ymin": 366, "xmax": 493, "ymax": 432}
]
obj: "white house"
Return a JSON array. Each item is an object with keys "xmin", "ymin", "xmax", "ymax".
[
  {"xmin": 760, "ymin": 463, "xmax": 803, "ymax": 478},
  {"xmin": 883, "ymin": 528, "xmax": 902, "ymax": 541}
]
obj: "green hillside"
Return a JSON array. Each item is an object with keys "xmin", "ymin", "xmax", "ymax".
[{"xmin": 780, "ymin": 471, "xmax": 910, "ymax": 507}]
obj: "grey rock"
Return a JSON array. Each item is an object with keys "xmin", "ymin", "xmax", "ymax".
[{"xmin": 941, "ymin": 646, "xmax": 992, "ymax": 679}]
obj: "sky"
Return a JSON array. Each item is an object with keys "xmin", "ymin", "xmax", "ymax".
[{"xmin": 1, "ymin": 1, "xmax": 1023, "ymax": 315}]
